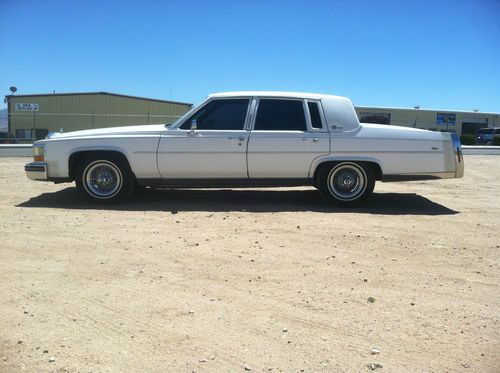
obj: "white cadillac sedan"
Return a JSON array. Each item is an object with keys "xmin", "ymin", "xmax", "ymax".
[{"xmin": 25, "ymin": 91, "xmax": 464, "ymax": 206}]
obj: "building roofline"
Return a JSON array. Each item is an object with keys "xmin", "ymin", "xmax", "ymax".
[
  {"xmin": 355, "ymin": 105, "xmax": 499, "ymax": 116},
  {"xmin": 4, "ymin": 91, "xmax": 193, "ymax": 106}
]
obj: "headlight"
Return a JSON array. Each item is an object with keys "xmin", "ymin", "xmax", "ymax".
[{"xmin": 33, "ymin": 144, "xmax": 45, "ymax": 162}]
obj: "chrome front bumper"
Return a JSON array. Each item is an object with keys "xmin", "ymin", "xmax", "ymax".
[{"xmin": 25, "ymin": 162, "xmax": 48, "ymax": 181}]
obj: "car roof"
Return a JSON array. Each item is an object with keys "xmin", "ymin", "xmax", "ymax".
[{"xmin": 208, "ymin": 91, "xmax": 346, "ymax": 101}]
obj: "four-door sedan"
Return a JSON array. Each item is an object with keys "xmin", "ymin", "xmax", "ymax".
[{"xmin": 25, "ymin": 91, "xmax": 464, "ymax": 206}]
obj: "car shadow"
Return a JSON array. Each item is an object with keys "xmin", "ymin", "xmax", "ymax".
[{"xmin": 16, "ymin": 187, "xmax": 459, "ymax": 216}]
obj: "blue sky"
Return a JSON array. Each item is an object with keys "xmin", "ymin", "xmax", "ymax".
[{"xmin": 0, "ymin": 0, "xmax": 499, "ymax": 112}]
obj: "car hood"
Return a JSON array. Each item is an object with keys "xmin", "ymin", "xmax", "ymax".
[{"xmin": 46, "ymin": 124, "xmax": 167, "ymax": 139}]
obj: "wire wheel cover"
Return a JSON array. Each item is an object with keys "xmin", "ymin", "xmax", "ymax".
[
  {"xmin": 84, "ymin": 161, "xmax": 122, "ymax": 198},
  {"xmin": 328, "ymin": 164, "xmax": 366, "ymax": 201}
]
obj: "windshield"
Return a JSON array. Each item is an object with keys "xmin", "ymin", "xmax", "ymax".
[{"xmin": 167, "ymin": 99, "xmax": 208, "ymax": 128}]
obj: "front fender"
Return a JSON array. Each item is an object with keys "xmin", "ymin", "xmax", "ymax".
[
  {"xmin": 67, "ymin": 145, "xmax": 131, "ymax": 163},
  {"xmin": 66, "ymin": 146, "xmax": 132, "ymax": 180}
]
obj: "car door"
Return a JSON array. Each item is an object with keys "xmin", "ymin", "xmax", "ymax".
[
  {"xmin": 247, "ymin": 98, "xmax": 330, "ymax": 178},
  {"xmin": 157, "ymin": 98, "xmax": 250, "ymax": 178}
]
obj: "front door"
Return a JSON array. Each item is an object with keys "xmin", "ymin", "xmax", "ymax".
[{"xmin": 157, "ymin": 98, "xmax": 250, "ymax": 178}]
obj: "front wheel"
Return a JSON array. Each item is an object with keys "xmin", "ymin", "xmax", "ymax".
[
  {"xmin": 75, "ymin": 154, "xmax": 134, "ymax": 203},
  {"xmin": 317, "ymin": 162, "xmax": 375, "ymax": 206}
]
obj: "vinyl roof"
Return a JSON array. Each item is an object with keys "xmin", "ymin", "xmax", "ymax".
[
  {"xmin": 209, "ymin": 91, "xmax": 346, "ymax": 100},
  {"xmin": 5, "ymin": 91, "xmax": 192, "ymax": 106}
]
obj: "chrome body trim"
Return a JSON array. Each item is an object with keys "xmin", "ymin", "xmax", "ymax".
[
  {"xmin": 136, "ymin": 178, "xmax": 313, "ymax": 188},
  {"xmin": 382, "ymin": 172, "xmax": 456, "ymax": 182}
]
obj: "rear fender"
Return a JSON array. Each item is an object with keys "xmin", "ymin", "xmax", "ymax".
[{"xmin": 309, "ymin": 156, "xmax": 384, "ymax": 179}]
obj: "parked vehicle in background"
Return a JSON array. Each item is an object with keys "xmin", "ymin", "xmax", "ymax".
[
  {"xmin": 477, "ymin": 127, "xmax": 500, "ymax": 145},
  {"xmin": 0, "ymin": 133, "xmax": 19, "ymax": 144},
  {"xmin": 25, "ymin": 91, "xmax": 464, "ymax": 206}
]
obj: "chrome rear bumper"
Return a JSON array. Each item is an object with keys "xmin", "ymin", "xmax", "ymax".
[{"xmin": 25, "ymin": 162, "xmax": 48, "ymax": 181}]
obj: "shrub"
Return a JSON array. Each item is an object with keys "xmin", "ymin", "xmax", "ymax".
[
  {"xmin": 493, "ymin": 136, "xmax": 500, "ymax": 146},
  {"xmin": 460, "ymin": 134, "xmax": 476, "ymax": 145}
]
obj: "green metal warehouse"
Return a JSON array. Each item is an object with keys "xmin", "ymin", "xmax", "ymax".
[{"xmin": 5, "ymin": 92, "xmax": 192, "ymax": 141}]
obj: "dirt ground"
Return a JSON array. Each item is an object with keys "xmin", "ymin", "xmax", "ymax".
[{"xmin": 0, "ymin": 156, "xmax": 498, "ymax": 373}]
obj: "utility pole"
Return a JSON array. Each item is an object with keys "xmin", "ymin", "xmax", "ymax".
[{"xmin": 33, "ymin": 110, "xmax": 36, "ymax": 141}]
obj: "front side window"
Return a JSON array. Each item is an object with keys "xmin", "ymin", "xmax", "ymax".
[
  {"xmin": 254, "ymin": 99, "xmax": 306, "ymax": 131},
  {"xmin": 180, "ymin": 99, "xmax": 249, "ymax": 130}
]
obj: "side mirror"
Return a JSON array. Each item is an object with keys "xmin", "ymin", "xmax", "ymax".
[{"xmin": 190, "ymin": 119, "xmax": 198, "ymax": 133}]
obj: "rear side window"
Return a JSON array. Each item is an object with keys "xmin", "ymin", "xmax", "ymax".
[
  {"xmin": 180, "ymin": 99, "xmax": 249, "ymax": 130},
  {"xmin": 255, "ymin": 99, "xmax": 306, "ymax": 131},
  {"xmin": 308, "ymin": 102, "xmax": 322, "ymax": 129}
]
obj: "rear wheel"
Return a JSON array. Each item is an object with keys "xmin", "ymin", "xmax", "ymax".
[
  {"xmin": 75, "ymin": 154, "xmax": 134, "ymax": 203},
  {"xmin": 317, "ymin": 162, "xmax": 375, "ymax": 206}
]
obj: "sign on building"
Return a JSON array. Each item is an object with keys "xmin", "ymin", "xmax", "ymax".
[
  {"xmin": 436, "ymin": 113, "xmax": 456, "ymax": 126},
  {"xmin": 15, "ymin": 103, "xmax": 39, "ymax": 111}
]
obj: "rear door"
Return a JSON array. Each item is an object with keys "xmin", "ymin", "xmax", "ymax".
[{"xmin": 247, "ymin": 98, "xmax": 330, "ymax": 178}]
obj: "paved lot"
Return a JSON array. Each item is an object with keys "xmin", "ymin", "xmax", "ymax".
[{"xmin": 0, "ymin": 156, "xmax": 499, "ymax": 372}]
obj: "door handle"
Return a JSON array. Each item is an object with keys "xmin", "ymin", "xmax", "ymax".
[
  {"xmin": 302, "ymin": 137, "xmax": 319, "ymax": 142},
  {"xmin": 228, "ymin": 137, "xmax": 245, "ymax": 142}
]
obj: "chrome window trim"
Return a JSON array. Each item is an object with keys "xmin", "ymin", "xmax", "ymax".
[
  {"xmin": 250, "ymin": 97, "xmax": 308, "ymax": 132},
  {"xmin": 305, "ymin": 99, "xmax": 327, "ymax": 133}
]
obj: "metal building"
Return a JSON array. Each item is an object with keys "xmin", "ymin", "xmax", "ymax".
[
  {"xmin": 5, "ymin": 92, "xmax": 192, "ymax": 141},
  {"xmin": 355, "ymin": 106, "xmax": 499, "ymax": 135}
]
